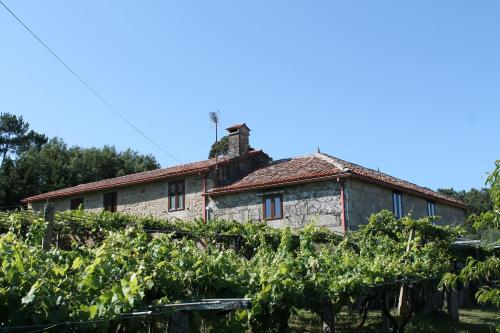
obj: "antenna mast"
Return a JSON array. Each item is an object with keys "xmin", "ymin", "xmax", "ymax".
[
  {"xmin": 209, "ymin": 111, "xmax": 220, "ymax": 143},
  {"xmin": 209, "ymin": 111, "xmax": 220, "ymax": 166}
]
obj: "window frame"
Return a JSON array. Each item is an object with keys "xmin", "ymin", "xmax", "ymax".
[
  {"xmin": 70, "ymin": 197, "xmax": 84, "ymax": 210},
  {"xmin": 168, "ymin": 180, "xmax": 186, "ymax": 212},
  {"xmin": 103, "ymin": 192, "xmax": 117, "ymax": 212},
  {"xmin": 262, "ymin": 194, "xmax": 283, "ymax": 220},
  {"xmin": 427, "ymin": 200, "xmax": 436, "ymax": 217},
  {"xmin": 392, "ymin": 191, "xmax": 403, "ymax": 218}
]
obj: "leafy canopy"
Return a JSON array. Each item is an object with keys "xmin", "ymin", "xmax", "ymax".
[
  {"xmin": 0, "ymin": 112, "xmax": 47, "ymax": 166},
  {"xmin": 0, "ymin": 209, "xmax": 460, "ymax": 332},
  {"xmin": 208, "ymin": 135, "xmax": 229, "ymax": 158},
  {"xmin": 0, "ymin": 114, "xmax": 160, "ymax": 209}
]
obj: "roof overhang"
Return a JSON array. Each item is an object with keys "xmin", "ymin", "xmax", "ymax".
[
  {"xmin": 21, "ymin": 149, "xmax": 268, "ymax": 204},
  {"xmin": 21, "ymin": 168, "xmax": 211, "ymax": 204},
  {"xmin": 348, "ymin": 173, "xmax": 468, "ymax": 209},
  {"xmin": 205, "ymin": 172, "xmax": 468, "ymax": 209},
  {"xmin": 204, "ymin": 173, "xmax": 350, "ymax": 196}
]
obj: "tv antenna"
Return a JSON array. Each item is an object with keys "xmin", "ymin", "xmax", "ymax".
[{"xmin": 209, "ymin": 111, "xmax": 220, "ymax": 143}]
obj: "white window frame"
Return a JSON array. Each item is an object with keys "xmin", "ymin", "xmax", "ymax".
[{"xmin": 392, "ymin": 192, "xmax": 403, "ymax": 218}]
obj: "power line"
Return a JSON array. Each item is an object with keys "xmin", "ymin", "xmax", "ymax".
[{"xmin": 0, "ymin": 0, "xmax": 182, "ymax": 165}]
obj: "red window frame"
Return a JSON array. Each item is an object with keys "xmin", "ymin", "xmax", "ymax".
[
  {"xmin": 168, "ymin": 180, "xmax": 185, "ymax": 211},
  {"xmin": 263, "ymin": 194, "xmax": 283, "ymax": 220}
]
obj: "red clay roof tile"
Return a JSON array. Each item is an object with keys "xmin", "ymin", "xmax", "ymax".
[
  {"xmin": 208, "ymin": 153, "xmax": 466, "ymax": 208},
  {"xmin": 320, "ymin": 153, "xmax": 466, "ymax": 207},
  {"xmin": 23, "ymin": 150, "xmax": 466, "ymax": 209},
  {"xmin": 209, "ymin": 155, "xmax": 346, "ymax": 193},
  {"xmin": 21, "ymin": 155, "xmax": 231, "ymax": 203}
]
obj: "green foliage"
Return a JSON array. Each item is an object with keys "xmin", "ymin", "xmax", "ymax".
[
  {"xmin": 441, "ymin": 161, "xmax": 500, "ymax": 319},
  {"xmin": 437, "ymin": 187, "xmax": 492, "ymax": 217},
  {"xmin": 0, "ymin": 209, "xmax": 462, "ymax": 332},
  {"xmin": 0, "ymin": 136, "xmax": 159, "ymax": 208},
  {"xmin": 489, "ymin": 160, "xmax": 500, "ymax": 204},
  {"xmin": 0, "ymin": 113, "xmax": 160, "ymax": 209},
  {"xmin": 208, "ymin": 135, "xmax": 229, "ymax": 158},
  {"xmin": 0, "ymin": 112, "xmax": 47, "ymax": 165},
  {"xmin": 0, "ymin": 113, "xmax": 48, "ymax": 207}
]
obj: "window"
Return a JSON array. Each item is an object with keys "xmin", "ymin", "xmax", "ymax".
[
  {"xmin": 70, "ymin": 197, "xmax": 84, "ymax": 210},
  {"xmin": 103, "ymin": 192, "xmax": 117, "ymax": 212},
  {"xmin": 427, "ymin": 201, "xmax": 436, "ymax": 216},
  {"xmin": 392, "ymin": 192, "xmax": 403, "ymax": 218},
  {"xmin": 263, "ymin": 194, "xmax": 283, "ymax": 220},
  {"xmin": 168, "ymin": 180, "xmax": 185, "ymax": 211}
]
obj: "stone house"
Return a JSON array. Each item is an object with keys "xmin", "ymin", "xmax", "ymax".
[{"xmin": 22, "ymin": 123, "xmax": 466, "ymax": 234}]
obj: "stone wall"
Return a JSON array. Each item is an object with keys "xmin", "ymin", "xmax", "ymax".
[
  {"xmin": 30, "ymin": 175, "xmax": 464, "ymax": 231},
  {"xmin": 345, "ymin": 179, "xmax": 394, "ymax": 229},
  {"xmin": 31, "ymin": 175, "xmax": 206, "ymax": 220},
  {"xmin": 207, "ymin": 180, "xmax": 343, "ymax": 232},
  {"xmin": 345, "ymin": 179, "xmax": 465, "ymax": 229},
  {"xmin": 434, "ymin": 203, "xmax": 465, "ymax": 226}
]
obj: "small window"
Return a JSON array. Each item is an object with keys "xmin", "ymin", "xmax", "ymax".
[
  {"xmin": 427, "ymin": 201, "xmax": 436, "ymax": 217},
  {"xmin": 168, "ymin": 180, "xmax": 185, "ymax": 211},
  {"xmin": 392, "ymin": 192, "xmax": 403, "ymax": 218},
  {"xmin": 263, "ymin": 194, "xmax": 283, "ymax": 220},
  {"xmin": 70, "ymin": 197, "xmax": 84, "ymax": 210},
  {"xmin": 103, "ymin": 192, "xmax": 117, "ymax": 212}
]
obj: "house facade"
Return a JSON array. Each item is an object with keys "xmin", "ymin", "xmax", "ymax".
[{"xmin": 23, "ymin": 123, "xmax": 466, "ymax": 233}]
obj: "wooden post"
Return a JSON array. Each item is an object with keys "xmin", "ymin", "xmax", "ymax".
[
  {"xmin": 321, "ymin": 299, "xmax": 335, "ymax": 333},
  {"xmin": 421, "ymin": 281, "xmax": 443, "ymax": 315},
  {"xmin": 381, "ymin": 291, "xmax": 391, "ymax": 333},
  {"xmin": 446, "ymin": 290, "xmax": 459, "ymax": 322},
  {"xmin": 42, "ymin": 203, "xmax": 55, "ymax": 251},
  {"xmin": 398, "ymin": 229, "xmax": 415, "ymax": 315},
  {"xmin": 168, "ymin": 312, "xmax": 189, "ymax": 333}
]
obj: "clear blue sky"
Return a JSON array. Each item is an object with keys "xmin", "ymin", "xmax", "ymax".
[{"xmin": 1, "ymin": 1, "xmax": 498, "ymax": 191}]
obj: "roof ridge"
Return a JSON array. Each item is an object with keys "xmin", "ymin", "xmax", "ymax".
[{"xmin": 315, "ymin": 152, "xmax": 351, "ymax": 172}]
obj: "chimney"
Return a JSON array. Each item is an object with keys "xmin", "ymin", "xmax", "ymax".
[{"xmin": 226, "ymin": 123, "xmax": 250, "ymax": 158}]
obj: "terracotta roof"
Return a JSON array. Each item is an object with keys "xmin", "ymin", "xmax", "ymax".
[
  {"xmin": 23, "ymin": 149, "xmax": 466, "ymax": 209},
  {"xmin": 21, "ymin": 156, "xmax": 231, "ymax": 203},
  {"xmin": 319, "ymin": 153, "xmax": 466, "ymax": 207},
  {"xmin": 209, "ymin": 155, "xmax": 347, "ymax": 193},
  {"xmin": 208, "ymin": 153, "xmax": 466, "ymax": 208}
]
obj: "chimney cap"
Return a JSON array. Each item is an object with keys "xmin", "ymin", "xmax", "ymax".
[{"xmin": 226, "ymin": 123, "xmax": 250, "ymax": 133}]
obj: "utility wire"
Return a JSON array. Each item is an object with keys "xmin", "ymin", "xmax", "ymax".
[{"xmin": 0, "ymin": 0, "xmax": 182, "ymax": 164}]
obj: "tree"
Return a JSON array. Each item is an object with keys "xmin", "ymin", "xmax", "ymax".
[
  {"xmin": 0, "ymin": 139, "xmax": 160, "ymax": 207},
  {"xmin": 441, "ymin": 160, "xmax": 500, "ymax": 324},
  {"xmin": 208, "ymin": 135, "xmax": 229, "ymax": 158},
  {"xmin": 117, "ymin": 148, "xmax": 159, "ymax": 176},
  {"xmin": 0, "ymin": 114, "xmax": 161, "ymax": 209},
  {"xmin": 437, "ymin": 187, "xmax": 492, "ymax": 217},
  {"xmin": 0, "ymin": 113, "xmax": 47, "ymax": 166},
  {"xmin": 0, "ymin": 158, "xmax": 20, "ymax": 208}
]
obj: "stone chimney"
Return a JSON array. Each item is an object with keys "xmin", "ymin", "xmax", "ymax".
[{"xmin": 226, "ymin": 123, "xmax": 250, "ymax": 158}]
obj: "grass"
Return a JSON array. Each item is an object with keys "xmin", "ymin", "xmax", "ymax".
[
  {"xmin": 289, "ymin": 307, "xmax": 499, "ymax": 333},
  {"xmin": 407, "ymin": 308, "xmax": 499, "ymax": 333}
]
